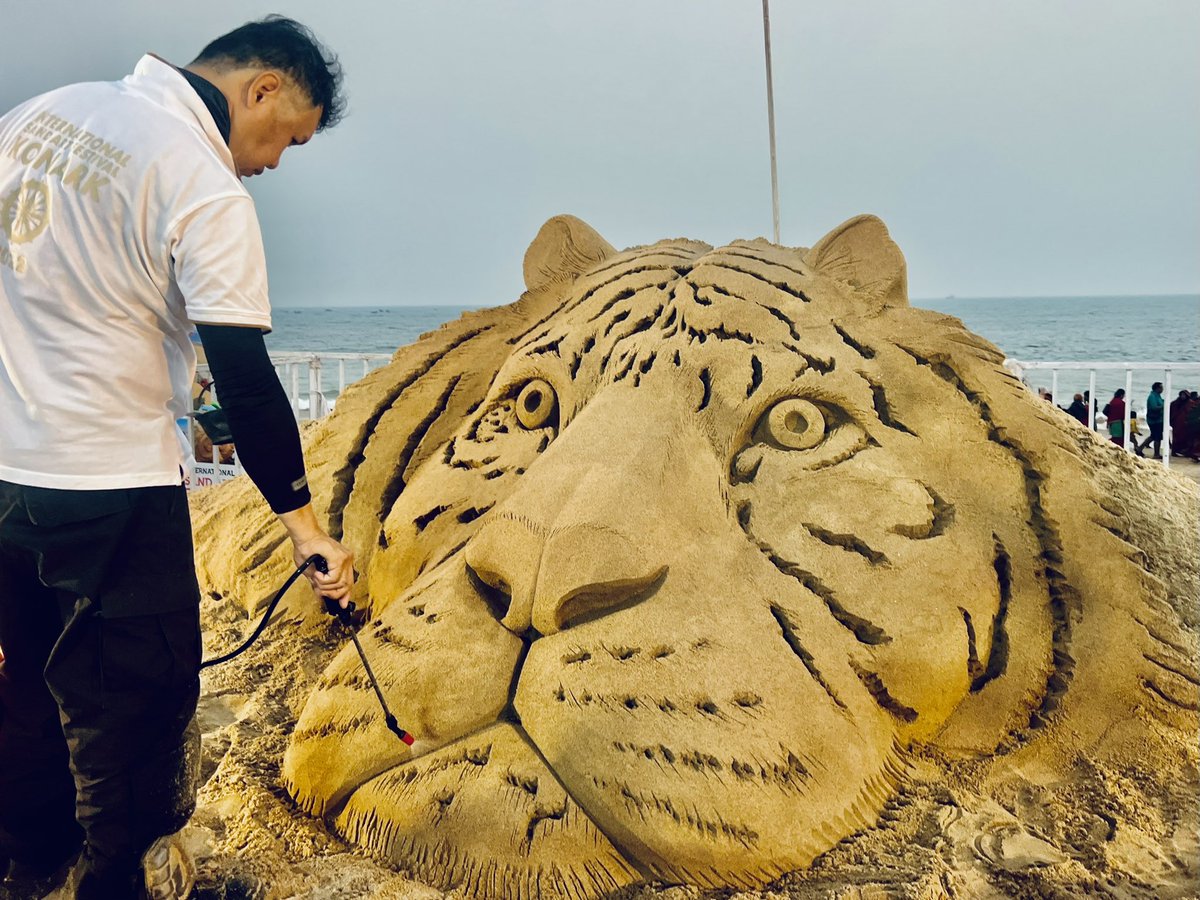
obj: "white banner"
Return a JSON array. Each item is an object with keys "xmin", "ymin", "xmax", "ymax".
[{"xmin": 185, "ymin": 461, "xmax": 239, "ymax": 490}]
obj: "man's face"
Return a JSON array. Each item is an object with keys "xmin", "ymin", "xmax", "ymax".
[{"xmin": 227, "ymin": 70, "xmax": 321, "ymax": 178}]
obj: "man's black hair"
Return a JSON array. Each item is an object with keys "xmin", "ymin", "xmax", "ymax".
[{"xmin": 192, "ymin": 15, "xmax": 345, "ymax": 131}]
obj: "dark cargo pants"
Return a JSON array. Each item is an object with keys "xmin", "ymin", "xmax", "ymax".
[{"xmin": 0, "ymin": 481, "xmax": 201, "ymax": 898}]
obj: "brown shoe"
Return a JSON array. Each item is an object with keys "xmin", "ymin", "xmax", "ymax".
[
  {"xmin": 141, "ymin": 832, "xmax": 195, "ymax": 900},
  {"xmin": 6, "ymin": 849, "xmax": 77, "ymax": 900}
]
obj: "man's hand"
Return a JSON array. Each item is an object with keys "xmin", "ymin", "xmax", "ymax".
[{"xmin": 277, "ymin": 504, "xmax": 355, "ymax": 607}]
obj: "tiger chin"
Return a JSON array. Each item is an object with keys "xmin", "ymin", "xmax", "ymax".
[{"xmin": 192, "ymin": 214, "xmax": 1199, "ymax": 898}]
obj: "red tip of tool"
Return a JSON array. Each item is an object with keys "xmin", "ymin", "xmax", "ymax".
[{"xmin": 401, "ymin": 733, "xmax": 415, "ymax": 746}]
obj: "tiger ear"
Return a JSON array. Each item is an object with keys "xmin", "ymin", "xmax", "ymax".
[
  {"xmin": 805, "ymin": 214, "xmax": 908, "ymax": 307},
  {"xmin": 523, "ymin": 215, "xmax": 616, "ymax": 293}
]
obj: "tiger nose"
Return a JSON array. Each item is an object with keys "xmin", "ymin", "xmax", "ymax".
[{"xmin": 464, "ymin": 516, "xmax": 666, "ymax": 637}]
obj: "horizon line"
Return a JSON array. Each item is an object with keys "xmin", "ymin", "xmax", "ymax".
[{"xmin": 272, "ymin": 291, "xmax": 1200, "ymax": 310}]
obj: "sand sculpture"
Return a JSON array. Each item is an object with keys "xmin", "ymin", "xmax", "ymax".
[{"xmin": 191, "ymin": 215, "xmax": 1199, "ymax": 898}]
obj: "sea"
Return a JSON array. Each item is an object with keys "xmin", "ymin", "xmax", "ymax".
[{"xmin": 264, "ymin": 295, "xmax": 1200, "ymax": 410}]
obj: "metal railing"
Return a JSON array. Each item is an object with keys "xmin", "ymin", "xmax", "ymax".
[
  {"xmin": 1005, "ymin": 359, "xmax": 1200, "ymax": 468},
  {"xmin": 184, "ymin": 351, "xmax": 391, "ymax": 490},
  {"xmin": 183, "ymin": 353, "xmax": 1199, "ymax": 489}
]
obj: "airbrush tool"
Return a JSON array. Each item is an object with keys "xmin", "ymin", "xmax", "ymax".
[{"xmin": 312, "ymin": 555, "xmax": 415, "ymax": 746}]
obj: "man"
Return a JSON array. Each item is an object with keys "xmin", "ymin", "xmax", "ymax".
[
  {"xmin": 1184, "ymin": 392, "xmax": 1200, "ymax": 461},
  {"xmin": 1065, "ymin": 392, "xmax": 1089, "ymax": 426},
  {"xmin": 0, "ymin": 18, "xmax": 355, "ymax": 899},
  {"xmin": 1136, "ymin": 382, "xmax": 1165, "ymax": 459},
  {"xmin": 1169, "ymin": 389, "xmax": 1192, "ymax": 457}
]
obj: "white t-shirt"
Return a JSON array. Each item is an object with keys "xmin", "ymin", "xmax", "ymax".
[{"xmin": 0, "ymin": 54, "xmax": 271, "ymax": 489}]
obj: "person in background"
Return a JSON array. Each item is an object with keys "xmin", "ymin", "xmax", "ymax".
[
  {"xmin": 1136, "ymin": 382, "xmax": 1165, "ymax": 459},
  {"xmin": 194, "ymin": 429, "xmax": 236, "ymax": 466},
  {"xmin": 1169, "ymin": 390, "xmax": 1190, "ymax": 455},
  {"xmin": 1065, "ymin": 392, "xmax": 1089, "ymax": 426},
  {"xmin": 1103, "ymin": 389, "xmax": 1127, "ymax": 446},
  {"xmin": 192, "ymin": 375, "xmax": 214, "ymax": 411},
  {"xmin": 1183, "ymin": 392, "xmax": 1200, "ymax": 460},
  {"xmin": 0, "ymin": 17, "xmax": 354, "ymax": 900}
]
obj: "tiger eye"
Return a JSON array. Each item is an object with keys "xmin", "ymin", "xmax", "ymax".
[
  {"xmin": 516, "ymin": 379, "xmax": 557, "ymax": 430},
  {"xmin": 765, "ymin": 398, "xmax": 826, "ymax": 450}
]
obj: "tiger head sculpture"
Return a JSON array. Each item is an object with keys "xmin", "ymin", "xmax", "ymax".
[{"xmin": 192, "ymin": 215, "xmax": 1199, "ymax": 898}]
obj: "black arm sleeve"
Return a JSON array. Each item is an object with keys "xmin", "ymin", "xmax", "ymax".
[{"xmin": 195, "ymin": 323, "xmax": 311, "ymax": 514}]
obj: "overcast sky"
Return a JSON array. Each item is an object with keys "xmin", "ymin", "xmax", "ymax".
[{"xmin": 2, "ymin": 1, "xmax": 1198, "ymax": 305}]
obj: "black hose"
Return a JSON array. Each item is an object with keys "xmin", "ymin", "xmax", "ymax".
[{"xmin": 200, "ymin": 555, "xmax": 321, "ymax": 669}]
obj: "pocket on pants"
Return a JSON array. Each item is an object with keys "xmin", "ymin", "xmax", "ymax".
[
  {"xmin": 156, "ymin": 606, "xmax": 201, "ymax": 686},
  {"xmin": 92, "ymin": 487, "xmax": 200, "ymax": 619},
  {"xmin": 98, "ymin": 615, "xmax": 177, "ymax": 711}
]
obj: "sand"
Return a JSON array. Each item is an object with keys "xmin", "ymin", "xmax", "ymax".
[{"xmin": 186, "ymin": 215, "xmax": 1199, "ymax": 899}]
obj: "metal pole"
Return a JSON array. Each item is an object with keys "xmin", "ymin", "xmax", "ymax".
[
  {"xmin": 1087, "ymin": 370, "xmax": 1096, "ymax": 431},
  {"xmin": 308, "ymin": 357, "xmax": 321, "ymax": 420},
  {"xmin": 1163, "ymin": 369, "xmax": 1173, "ymax": 468},
  {"xmin": 290, "ymin": 364, "xmax": 302, "ymax": 422},
  {"xmin": 762, "ymin": 0, "xmax": 781, "ymax": 244}
]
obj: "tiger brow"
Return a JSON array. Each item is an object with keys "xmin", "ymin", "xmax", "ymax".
[
  {"xmin": 703, "ymin": 261, "xmax": 811, "ymax": 303},
  {"xmin": 684, "ymin": 274, "xmax": 805, "ymax": 347},
  {"xmin": 507, "ymin": 261, "xmax": 688, "ymax": 350},
  {"xmin": 707, "ymin": 245, "xmax": 810, "ymax": 279}
]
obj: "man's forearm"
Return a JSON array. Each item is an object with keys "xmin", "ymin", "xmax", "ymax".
[{"xmin": 277, "ymin": 503, "xmax": 325, "ymax": 543}]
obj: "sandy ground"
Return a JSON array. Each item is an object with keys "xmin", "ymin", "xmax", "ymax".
[{"xmin": 185, "ymin": 460, "xmax": 1200, "ymax": 900}]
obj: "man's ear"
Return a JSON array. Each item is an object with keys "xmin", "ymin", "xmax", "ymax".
[{"xmin": 247, "ymin": 70, "xmax": 284, "ymax": 106}]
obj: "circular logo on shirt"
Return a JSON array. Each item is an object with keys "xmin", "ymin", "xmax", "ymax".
[{"xmin": 1, "ymin": 180, "xmax": 51, "ymax": 244}]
